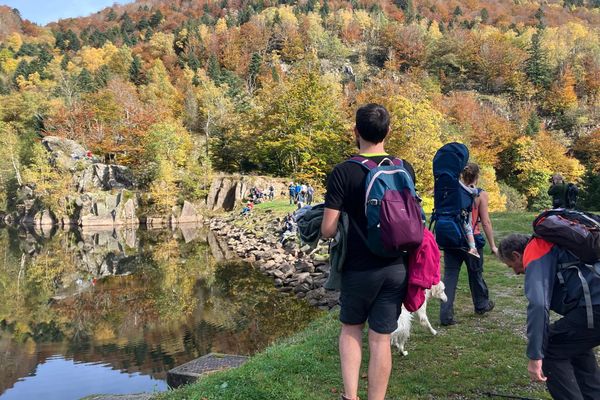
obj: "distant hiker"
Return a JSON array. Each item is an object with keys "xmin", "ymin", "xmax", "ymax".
[
  {"xmin": 295, "ymin": 183, "xmax": 302, "ymax": 202},
  {"xmin": 288, "ymin": 182, "xmax": 296, "ymax": 205},
  {"xmin": 548, "ymin": 174, "xmax": 568, "ymax": 208},
  {"xmin": 307, "ymin": 184, "xmax": 315, "ymax": 205},
  {"xmin": 240, "ymin": 201, "xmax": 254, "ymax": 217},
  {"xmin": 268, "ymin": 185, "xmax": 275, "ymax": 201},
  {"xmin": 566, "ymin": 182, "xmax": 579, "ymax": 209},
  {"xmin": 321, "ymin": 103, "xmax": 421, "ymax": 400},
  {"xmin": 280, "ymin": 212, "xmax": 298, "ymax": 243},
  {"xmin": 499, "ymin": 227, "xmax": 600, "ymax": 400}
]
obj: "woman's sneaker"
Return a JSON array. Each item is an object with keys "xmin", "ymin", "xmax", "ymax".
[{"xmin": 475, "ymin": 300, "xmax": 495, "ymax": 315}]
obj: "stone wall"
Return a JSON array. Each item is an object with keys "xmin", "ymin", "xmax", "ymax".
[{"xmin": 209, "ymin": 216, "xmax": 339, "ymax": 309}]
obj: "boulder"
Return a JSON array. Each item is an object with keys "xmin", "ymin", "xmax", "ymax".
[
  {"xmin": 42, "ymin": 136, "xmax": 87, "ymax": 170},
  {"xmin": 77, "ymin": 164, "xmax": 134, "ymax": 192},
  {"xmin": 176, "ymin": 201, "xmax": 202, "ymax": 224},
  {"xmin": 78, "ymin": 190, "xmax": 139, "ymax": 227}
]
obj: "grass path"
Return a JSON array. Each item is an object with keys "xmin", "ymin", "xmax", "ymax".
[{"xmin": 157, "ymin": 209, "xmax": 553, "ymax": 400}]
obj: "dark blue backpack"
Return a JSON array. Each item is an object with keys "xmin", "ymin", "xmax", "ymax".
[
  {"xmin": 347, "ymin": 156, "xmax": 424, "ymax": 258},
  {"xmin": 430, "ymin": 143, "xmax": 477, "ymax": 250}
]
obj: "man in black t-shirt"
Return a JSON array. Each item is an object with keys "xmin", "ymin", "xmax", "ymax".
[{"xmin": 321, "ymin": 104, "xmax": 414, "ymax": 400}]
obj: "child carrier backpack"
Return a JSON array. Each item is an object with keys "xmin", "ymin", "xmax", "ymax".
[
  {"xmin": 566, "ymin": 183, "xmax": 579, "ymax": 209},
  {"xmin": 533, "ymin": 209, "xmax": 600, "ymax": 327},
  {"xmin": 429, "ymin": 143, "xmax": 477, "ymax": 250},
  {"xmin": 347, "ymin": 156, "xmax": 424, "ymax": 258}
]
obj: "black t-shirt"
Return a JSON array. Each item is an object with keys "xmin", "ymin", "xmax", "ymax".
[{"xmin": 324, "ymin": 155, "xmax": 417, "ymax": 271}]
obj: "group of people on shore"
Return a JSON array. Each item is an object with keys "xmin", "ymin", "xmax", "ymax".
[
  {"xmin": 320, "ymin": 103, "xmax": 597, "ymax": 400},
  {"xmin": 288, "ymin": 182, "xmax": 315, "ymax": 206}
]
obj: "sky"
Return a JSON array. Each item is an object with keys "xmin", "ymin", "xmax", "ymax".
[{"xmin": 1, "ymin": 0, "xmax": 135, "ymax": 25}]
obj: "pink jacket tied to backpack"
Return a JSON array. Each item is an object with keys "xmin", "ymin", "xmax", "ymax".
[{"xmin": 404, "ymin": 228, "xmax": 441, "ymax": 312}]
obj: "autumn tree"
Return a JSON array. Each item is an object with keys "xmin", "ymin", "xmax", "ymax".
[{"xmin": 254, "ymin": 67, "xmax": 350, "ymax": 180}]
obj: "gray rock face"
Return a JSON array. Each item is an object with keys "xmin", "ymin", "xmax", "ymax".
[
  {"xmin": 175, "ymin": 201, "xmax": 202, "ymax": 224},
  {"xmin": 78, "ymin": 190, "xmax": 139, "ymax": 227},
  {"xmin": 42, "ymin": 136, "xmax": 86, "ymax": 170},
  {"xmin": 206, "ymin": 175, "xmax": 289, "ymax": 211},
  {"xmin": 77, "ymin": 164, "xmax": 134, "ymax": 192}
]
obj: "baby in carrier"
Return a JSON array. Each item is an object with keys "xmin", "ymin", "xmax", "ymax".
[{"xmin": 460, "ymin": 165, "xmax": 479, "ymax": 258}]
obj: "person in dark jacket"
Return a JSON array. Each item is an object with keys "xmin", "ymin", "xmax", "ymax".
[
  {"xmin": 548, "ymin": 173, "xmax": 568, "ymax": 209},
  {"xmin": 499, "ymin": 233, "xmax": 600, "ymax": 400}
]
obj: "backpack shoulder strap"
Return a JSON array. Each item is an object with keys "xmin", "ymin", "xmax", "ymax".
[{"xmin": 346, "ymin": 156, "xmax": 378, "ymax": 170}]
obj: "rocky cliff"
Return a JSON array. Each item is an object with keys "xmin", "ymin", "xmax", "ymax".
[{"xmin": 206, "ymin": 175, "xmax": 289, "ymax": 211}]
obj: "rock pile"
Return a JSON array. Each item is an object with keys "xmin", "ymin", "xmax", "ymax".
[{"xmin": 209, "ymin": 217, "xmax": 339, "ymax": 309}]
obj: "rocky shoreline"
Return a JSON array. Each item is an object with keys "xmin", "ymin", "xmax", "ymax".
[{"xmin": 208, "ymin": 216, "xmax": 340, "ymax": 310}]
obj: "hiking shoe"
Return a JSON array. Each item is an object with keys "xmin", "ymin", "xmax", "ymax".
[
  {"xmin": 475, "ymin": 300, "xmax": 495, "ymax": 315},
  {"xmin": 440, "ymin": 319, "xmax": 457, "ymax": 326}
]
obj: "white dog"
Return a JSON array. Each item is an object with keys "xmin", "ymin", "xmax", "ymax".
[{"xmin": 390, "ymin": 281, "xmax": 448, "ymax": 356}]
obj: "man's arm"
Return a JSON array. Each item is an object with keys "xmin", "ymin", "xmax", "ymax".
[
  {"xmin": 477, "ymin": 191, "xmax": 497, "ymax": 255},
  {"xmin": 321, "ymin": 208, "xmax": 341, "ymax": 239},
  {"xmin": 322, "ymin": 165, "xmax": 345, "ymax": 238},
  {"xmin": 523, "ymin": 242, "xmax": 556, "ymax": 377}
]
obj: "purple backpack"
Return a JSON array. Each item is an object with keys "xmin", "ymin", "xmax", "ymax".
[{"xmin": 348, "ymin": 156, "xmax": 424, "ymax": 258}]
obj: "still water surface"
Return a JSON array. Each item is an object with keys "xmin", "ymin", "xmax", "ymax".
[{"xmin": 0, "ymin": 225, "xmax": 321, "ymax": 399}]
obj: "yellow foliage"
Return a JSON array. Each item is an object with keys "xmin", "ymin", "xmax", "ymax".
[
  {"xmin": 149, "ymin": 158, "xmax": 178, "ymax": 213},
  {"xmin": 353, "ymin": 10, "xmax": 373, "ymax": 31},
  {"xmin": 149, "ymin": 32, "xmax": 176, "ymax": 58},
  {"xmin": 544, "ymin": 23, "xmax": 594, "ymax": 69},
  {"xmin": 381, "ymin": 95, "xmax": 444, "ymax": 194},
  {"xmin": 215, "ymin": 18, "xmax": 228, "ymax": 34},
  {"xmin": 428, "ymin": 21, "xmax": 442, "ymax": 41},
  {"xmin": 6, "ymin": 32, "xmax": 22, "ymax": 52},
  {"xmin": 512, "ymin": 132, "xmax": 585, "ymax": 198},
  {"xmin": 1, "ymin": 57, "xmax": 19, "ymax": 75},
  {"xmin": 141, "ymin": 59, "xmax": 181, "ymax": 117},
  {"xmin": 478, "ymin": 165, "xmax": 506, "ymax": 212},
  {"xmin": 16, "ymin": 72, "xmax": 41, "ymax": 90},
  {"xmin": 93, "ymin": 322, "xmax": 116, "ymax": 341},
  {"xmin": 261, "ymin": 5, "xmax": 298, "ymax": 28},
  {"xmin": 198, "ymin": 24, "xmax": 211, "ymax": 41},
  {"xmin": 101, "ymin": 42, "xmax": 119, "ymax": 61},
  {"xmin": 79, "ymin": 46, "xmax": 105, "ymax": 72}
]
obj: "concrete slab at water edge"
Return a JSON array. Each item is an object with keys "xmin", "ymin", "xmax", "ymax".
[{"xmin": 167, "ymin": 353, "xmax": 249, "ymax": 388}]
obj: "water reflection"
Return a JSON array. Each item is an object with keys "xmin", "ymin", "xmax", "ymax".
[{"xmin": 0, "ymin": 225, "xmax": 321, "ymax": 400}]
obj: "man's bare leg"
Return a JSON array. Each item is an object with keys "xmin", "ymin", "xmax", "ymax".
[
  {"xmin": 340, "ymin": 323, "xmax": 364, "ymax": 399},
  {"xmin": 367, "ymin": 328, "xmax": 392, "ymax": 400}
]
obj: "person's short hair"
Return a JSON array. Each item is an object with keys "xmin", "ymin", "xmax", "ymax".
[
  {"xmin": 552, "ymin": 173, "xmax": 564, "ymax": 184},
  {"xmin": 462, "ymin": 162, "xmax": 480, "ymax": 185},
  {"xmin": 498, "ymin": 234, "xmax": 530, "ymax": 262},
  {"xmin": 355, "ymin": 103, "xmax": 390, "ymax": 143}
]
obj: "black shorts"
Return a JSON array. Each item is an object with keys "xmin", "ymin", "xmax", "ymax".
[{"xmin": 339, "ymin": 264, "xmax": 407, "ymax": 334}]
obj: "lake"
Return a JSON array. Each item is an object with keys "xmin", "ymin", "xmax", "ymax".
[{"xmin": 0, "ymin": 224, "xmax": 321, "ymax": 400}]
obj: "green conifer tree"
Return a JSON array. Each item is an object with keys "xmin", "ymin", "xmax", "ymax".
[
  {"xmin": 525, "ymin": 28, "xmax": 552, "ymax": 90},
  {"xmin": 129, "ymin": 55, "xmax": 146, "ymax": 85}
]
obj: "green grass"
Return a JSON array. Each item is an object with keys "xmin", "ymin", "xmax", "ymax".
[
  {"xmin": 252, "ymin": 198, "xmax": 299, "ymax": 216},
  {"xmin": 157, "ymin": 211, "xmax": 551, "ymax": 400}
]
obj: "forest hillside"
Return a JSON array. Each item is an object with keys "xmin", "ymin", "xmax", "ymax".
[{"xmin": 1, "ymin": 0, "xmax": 599, "ymax": 214}]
